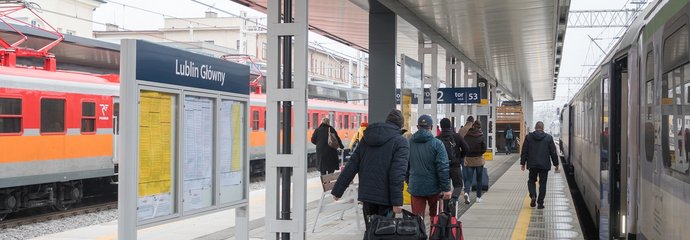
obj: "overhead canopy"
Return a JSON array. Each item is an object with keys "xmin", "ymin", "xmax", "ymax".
[{"xmin": 233, "ymin": 0, "xmax": 570, "ymax": 101}]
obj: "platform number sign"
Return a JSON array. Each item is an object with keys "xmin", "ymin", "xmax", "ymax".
[{"xmin": 396, "ymin": 87, "xmax": 480, "ymax": 104}]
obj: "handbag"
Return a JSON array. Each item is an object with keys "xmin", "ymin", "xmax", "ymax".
[
  {"xmin": 366, "ymin": 209, "xmax": 427, "ymax": 240},
  {"xmin": 327, "ymin": 128, "xmax": 339, "ymax": 149}
]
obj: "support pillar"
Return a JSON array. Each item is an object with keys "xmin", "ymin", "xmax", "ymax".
[
  {"xmin": 265, "ymin": 0, "xmax": 308, "ymax": 239},
  {"xmin": 368, "ymin": 1, "xmax": 397, "ymax": 123},
  {"xmin": 418, "ymin": 41, "xmax": 439, "ymax": 128},
  {"xmin": 446, "ymin": 56, "xmax": 460, "ymax": 128}
]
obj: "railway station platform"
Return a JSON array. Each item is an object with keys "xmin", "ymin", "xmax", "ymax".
[{"xmin": 31, "ymin": 154, "xmax": 583, "ymax": 240}]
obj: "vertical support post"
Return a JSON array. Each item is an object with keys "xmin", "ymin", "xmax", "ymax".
[
  {"xmin": 118, "ymin": 39, "xmax": 138, "ymax": 240},
  {"xmin": 447, "ymin": 56, "xmax": 459, "ymax": 127},
  {"xmin": 489, "ymin": 82, "xmax": 497, "ymax": 155},
  {"xmin": 368, "ymin": 1, "xmax": 396, "ymax": 123},
  {"xmin": 417, "ymin": 41, "xmax": 438, "ymax": 126},
  {"xmin": 266, "ymin": 0, "xmax": 308, "ymax": 239}
]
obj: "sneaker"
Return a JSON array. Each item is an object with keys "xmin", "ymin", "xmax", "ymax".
[
  {"xmin": 476, "ymin": 197, "xmax": 482, "ymax": 203},
  {"xmin": 463, "ymin": 193, "xmax": 470, "ymax": 204},
  {"xmin": 530, "ymin": 198, "xmax": 536, "ymax": 208},
  {"xmin": 537, "ymin": 204, "xmax": 545, "ymax": 209}
]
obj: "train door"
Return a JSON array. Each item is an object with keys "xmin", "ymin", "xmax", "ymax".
[
  {"xmin": 600, "ymin": 56, "xmax": 628, "ymax": 239},
  {"xmin": 113, "ymin": 97, "xmax": 120, "ymax": 166}
]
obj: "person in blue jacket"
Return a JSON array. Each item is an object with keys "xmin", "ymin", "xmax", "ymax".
[
  {"xmin": 331, "ymin": 110, "xmax": 409, "ymax": 228},
  {"xmin": 407, "ymin": 115, "xmax": 452, "ymax": 219}
]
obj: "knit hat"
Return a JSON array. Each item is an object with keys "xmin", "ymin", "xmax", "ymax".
[
  {"xmin": 386, "ymin": 110, "xmax": 404, "ymax": 128},
  {"xmin": 361, "ymin": 122, "xmax": 368, "ymax": 127},
  {"xmin": 440, "ymin": 118, "xmax": 452, "ymax": 129},
  {"xmin": 417, "ymin": 115, "xmax": 433, "ymax": 129}
]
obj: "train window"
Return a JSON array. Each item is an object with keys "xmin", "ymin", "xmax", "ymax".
[
  {"xmin": 344, "ymin": 114, "xmax": 349, "ymax": 129},
  {"xmin": 40, "ymin": 99, "xmax": 65, "ymax": 133},
  {"xmin": 663, "ymin": 25, "xmax": 689, "ymax": 72},
  {"xmin": 81, "ymin": 102, "xmax": 96, "ymax": 133},
  {"xmin": 113, "ymin": 102, "xmax": 120, "ymax": 135},
  {"xmin": 0, "ymin": 97, "xmax": 21, "ymax": 133},
  {"xmin": 312, "ymin": 113, "xmax": 318, "ymax": 129},
  {"xmin": 645, "ymin": 79, "xmax": 655, "ymax": 162},
  {"xmin": 252, "ymin": 110, "xmax": 259, "ymax": 131},
  {"xmin": 646, "ymin": 51, "xmax": 655, "ymax": 81}
]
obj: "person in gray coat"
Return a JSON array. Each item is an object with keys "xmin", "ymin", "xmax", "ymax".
[{"xmin": 520, "ymin": 121, "xmax": 559, "ymax": 209}]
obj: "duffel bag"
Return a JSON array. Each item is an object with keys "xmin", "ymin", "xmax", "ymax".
[{"xmin": 366, "ymin": 209, "xmax": 426, "ymax": 240}]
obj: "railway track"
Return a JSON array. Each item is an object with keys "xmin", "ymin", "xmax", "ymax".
[{"xmin": 0, "ymin": 201, "xmax": 117, "ymax": 229}]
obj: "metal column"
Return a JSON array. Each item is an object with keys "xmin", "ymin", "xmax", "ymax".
[
  {"xmin": 418, "ymin": 41, "xmax": 439, "ymax": 127},
  {"xmin": 265, "ymin": 0, "xmax": 308, "ymax": 239},
  {"xmin": 446, "ymin": 56, "xmax": 460, "ymax": 127},
  {"xmin": 368, "ymin": 1, "xmax": 397, "ymax": 123}
]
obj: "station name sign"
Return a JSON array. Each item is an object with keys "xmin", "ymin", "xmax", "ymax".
[
  {"xmin": 175, "ymin": 60, "xmax": 226, "ymax": 86},
  {"xmin": 396, "ymin": 87, "xmax": 481, "ymax": 104},
  {"xmin": 135, "ymin": 40, "xmax": 249, "ymax": 95}
]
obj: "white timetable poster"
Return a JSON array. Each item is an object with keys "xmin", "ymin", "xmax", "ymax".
[{"xmin": 183, "ymin": 96, "xmax": 214, "ymax": 211}]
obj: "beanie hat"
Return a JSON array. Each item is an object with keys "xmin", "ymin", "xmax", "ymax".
[
  {"xmin": 440, "ymin": 118, "xmax": 452, "ymax": 129},
  {"xmin": 417, "ymin": 115, "xmax": 433, "ymax": 129},
  {"xmin": 386, "ymin": 110, "xmax": 404, "ymax": 128},
  {"xmin": 361, "ymin": 122, "xmax": 368, "ymax": 127}
]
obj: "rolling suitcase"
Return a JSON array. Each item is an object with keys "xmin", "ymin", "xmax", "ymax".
[{"xmin": 429, "ymin": 199, "xmax": 464, "ymax": 240}]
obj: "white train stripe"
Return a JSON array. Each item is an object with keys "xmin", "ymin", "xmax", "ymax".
[{"xmin": 0, "ymin": 74, "xmax": 119, "ymax": 96}]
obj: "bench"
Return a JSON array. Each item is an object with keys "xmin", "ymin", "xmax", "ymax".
[{"xmin": 311, "ymin": 171, "xmax": 361, "ymax": 232}]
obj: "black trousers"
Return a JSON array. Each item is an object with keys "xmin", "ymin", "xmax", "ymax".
[
  {"xmin": 528, "ymin": 168, "xmax": 549, "ymax": 205},
  {"xmin": 450, "ymin": 163, "xmax": 463, "ymax": 196},
  {"xmin": 362, "ymin": 202, "xmax": 392, "ymax": 230}
]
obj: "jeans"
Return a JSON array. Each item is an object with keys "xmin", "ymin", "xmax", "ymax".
[
  {"xmin": 528, "ymin": 169, "xmax": 549, "ymax": 205},
  {"xmin": 463, "ymin": 166, "xmax": 483, "ymax": 198},
  {"xmin": 410, "ymin": 194, "xmax": 441, "ymax": 219},
  {"xmin": 505, "ymin": 139, "xmax": 513, "ymax": 154}
]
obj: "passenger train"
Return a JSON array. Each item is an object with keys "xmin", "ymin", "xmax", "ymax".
[
  {"xmin": 559, "ymin": 0, "xmax": 690, "ymax": 238},
  {"xmin": 0, "ymin": 48, "xmax": 366, "ymax": 221}
]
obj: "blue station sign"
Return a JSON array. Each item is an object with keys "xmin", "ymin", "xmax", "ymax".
[
  {"xmin": 135, "ymin": 40, "xmax": 249, "ymax": 95},
  {"xmin": 396, "ymin": 87, "xmax": 481, "ymax": 104}
]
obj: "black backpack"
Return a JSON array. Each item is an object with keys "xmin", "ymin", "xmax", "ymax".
[{"xmin": 437, "ymin": 134, "xmax": 457, "ymax": 163}]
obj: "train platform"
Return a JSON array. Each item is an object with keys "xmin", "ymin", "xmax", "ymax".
[{"xmin": 30, "ymin": 154, "xmax": 583, "ymax": 240}]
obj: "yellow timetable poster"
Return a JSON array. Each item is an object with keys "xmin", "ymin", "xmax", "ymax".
[{"xmin": 138, "ymin": 91, "xmax": 173, "ymax": 197}]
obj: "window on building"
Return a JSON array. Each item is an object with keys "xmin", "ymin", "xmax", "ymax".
[
  {"xmin": 262, "ymin": 43, "xmax": 267, "ymax": 60},
  {"xmin": 252, "ymin": 110, "xmax": 259, "ymax": 131},
  {"xmin": 65, "ymin": 29, "xmax": 76, "ymax": 35},
  {"xmin": 81, "ymin": 102, "xmax": 96, "ymax": 133},
  {"xmin": 236, "ymin": 40, "xmax": 241, "ymax": 51},
  {"xmin": 41, "ymin": 99, "xmax": 65, "ymax": 133},
  {"xmin": 0, "ymin": 97, "xmax": 21, "ymax": 133}
]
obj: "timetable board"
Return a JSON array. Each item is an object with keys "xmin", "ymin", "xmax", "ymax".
[{"xmin": 119, "ymin": 39, "xmax": 250, "ymax": 237}]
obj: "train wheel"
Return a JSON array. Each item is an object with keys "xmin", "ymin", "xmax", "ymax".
[{"xmin": 52, "ymin": 182, "xmax": 82, "ymax": 211}]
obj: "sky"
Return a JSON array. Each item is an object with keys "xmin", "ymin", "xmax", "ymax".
[{"xmin": 93, "ymin": 0, "xmax": 646, "ymax": 133}]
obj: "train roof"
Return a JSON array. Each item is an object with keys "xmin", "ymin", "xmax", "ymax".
[
  {"xmin": 0, "ymin": 66, "xmax": 119, "ymax": 96},
  {"xmin": 249, "ymin": 93, "xmax": 368, "ymax": 113}
]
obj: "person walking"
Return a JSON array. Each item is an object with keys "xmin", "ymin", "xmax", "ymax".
[
  {"xmin": 505, "ymin": 125, "xmax": 515, "ymax": 154},
  {"xmin": 520, "ymin": 121, "xmax": 559, "ymax": 209},
  {"xmin": 438, "ymin": 118, "xmax": 469, "ymax": 200},
  {"xmin": 331, "ymin": 110, "xmax": 408, "ymax": 227},
  {"xmin": 349, "ymin": 122, "xmax": 368, "ymax": 151},
  {"xmin": 407, "ymin": 115, "xmax": 452, "ymax": 219},
  {"xmin": 462, "ymin": 120, "xmax": 487, "ymax": 204},
  {"xmin": 311, "ymin": 118, "xmax": 344, "ymax": 175},
  {"xmin": 458, "ymin": 116, "xmax": 475, "ymax": 137}
]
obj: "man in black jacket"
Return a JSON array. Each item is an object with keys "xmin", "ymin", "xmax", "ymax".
[
  {"xmin": 438, "ymin": 118, "xmax": 470, "ymax": 199},
  {"xmin": 331, "ymin": 109, "xmax": 409, "ymax": 227},
  {"xmin": 520, "ymin": 121, "xmax": 559, "ymax": 209}
]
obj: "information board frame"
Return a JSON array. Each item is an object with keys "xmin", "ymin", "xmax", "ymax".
[{"xmin": 119, "ymin": 39, "xmax": 250, "ymax": 239}]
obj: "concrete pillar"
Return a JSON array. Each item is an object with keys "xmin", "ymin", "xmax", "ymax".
[{"xmin": 368, "ymin": 1, "xmax": 397, "ymax": 123}]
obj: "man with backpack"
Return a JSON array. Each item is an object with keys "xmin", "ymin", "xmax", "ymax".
[
  {"xmin": 437, "ymin": 118, "xmax": 469, "ymax": 201},
  {"xmin": 505, "ymin": 125, "xmax": 514, "ymax": 155}
]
